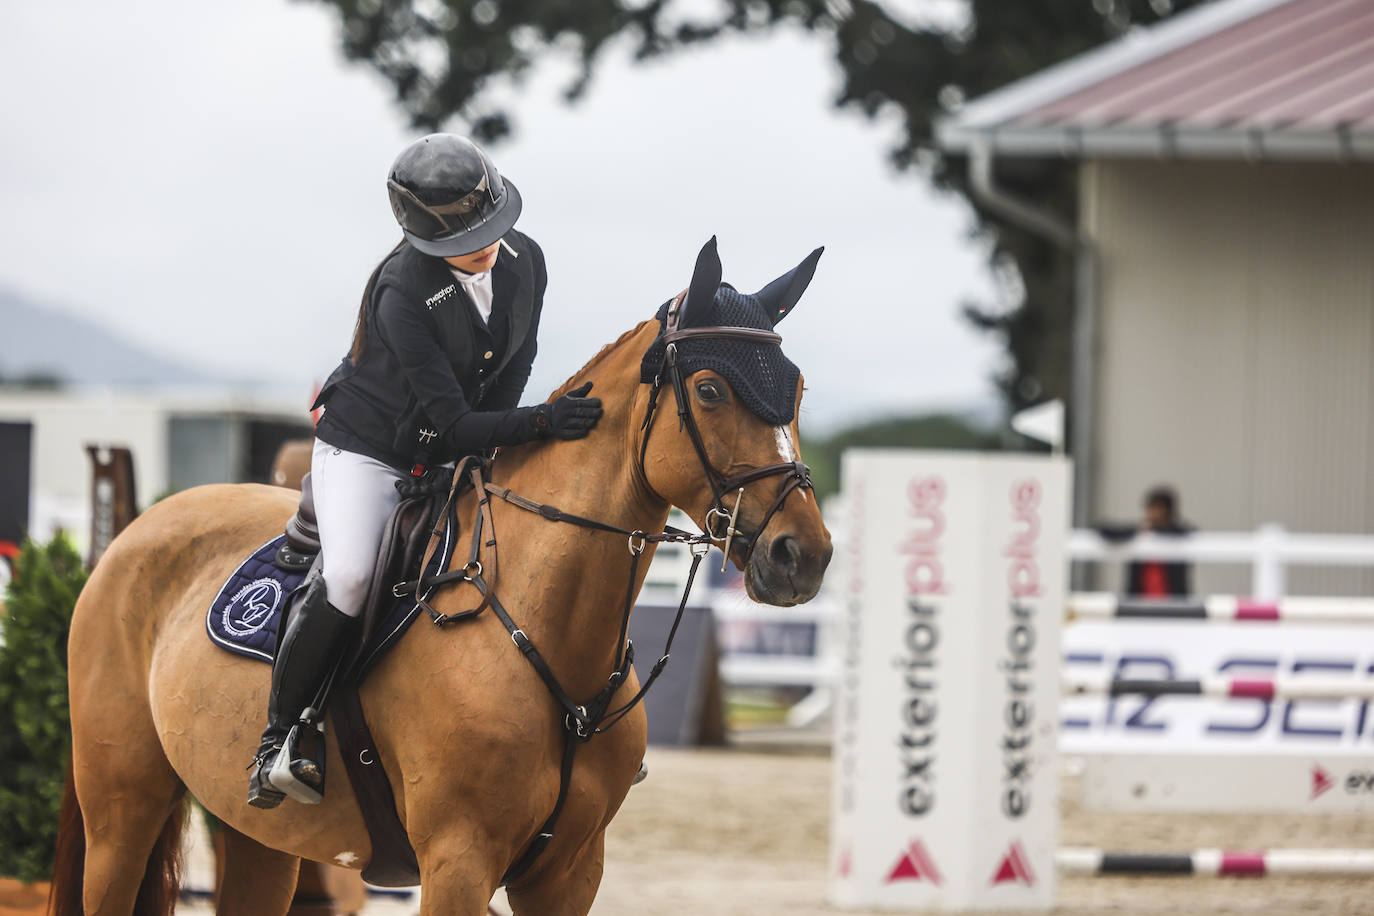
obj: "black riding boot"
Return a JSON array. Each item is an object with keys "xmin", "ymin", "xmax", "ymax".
[{"xmin": 246, "ymin": 574, "xmax": 357, "ymax": 809}]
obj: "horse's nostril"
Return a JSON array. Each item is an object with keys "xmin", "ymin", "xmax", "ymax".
[{"xmin": 769, "ymin": 535, "xmax": 802, "ymax": 571}]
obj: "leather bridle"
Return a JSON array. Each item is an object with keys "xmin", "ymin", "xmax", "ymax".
[{"xmin": 638, "ymin": 290, "xmax": 814, "ymax": 568}]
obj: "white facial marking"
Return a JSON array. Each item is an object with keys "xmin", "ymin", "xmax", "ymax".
[
  {"xmin": 774, "ymin": 427, "xmax": 808, "ymax": 501},
  {"xmin": 335, "ymin": 851, "xmax": 360, "ymax": 867},
  {"xmin": 774, "ymin": 425, "xmax": 796, "ymax": 461},
  {"xmin": 774, "ymin": 427, "xmax": 796, "ymax": 461}
]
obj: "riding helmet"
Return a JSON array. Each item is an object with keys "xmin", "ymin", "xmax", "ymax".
[{"xmin": 386, "ymin": 134, "xmax": 523, "ymax": 257}]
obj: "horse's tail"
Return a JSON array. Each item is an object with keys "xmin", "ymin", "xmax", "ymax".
[
  {"xmin": 47, "ymin": 764, "xmax": 84, "ymax": 916},
  {"xmin": 131, "ymin": 799, "xmax": 186, "ymax": 916},
  {"xmin": 47, "ymin": 763, "xmax": 188, "ymax": 916}
]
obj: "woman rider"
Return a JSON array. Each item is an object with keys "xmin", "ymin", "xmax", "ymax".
[{"xmin": 248, "ymin": 133, "xmax": 604, "ymax": 808}]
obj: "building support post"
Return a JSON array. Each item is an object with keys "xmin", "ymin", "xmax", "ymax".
[{"xmin": 967, "ymin": 138, "xmax": 1098, "ymax": 531}]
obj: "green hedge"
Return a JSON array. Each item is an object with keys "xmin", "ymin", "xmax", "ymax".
[{"xmin": 0, "ymin": 535, "xmax": 86, "ymax": 883}]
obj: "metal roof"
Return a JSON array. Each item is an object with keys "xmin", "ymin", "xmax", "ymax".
[{"xmin": 938, "ymin": 0, "xmax": 1374, "ymax": 160}]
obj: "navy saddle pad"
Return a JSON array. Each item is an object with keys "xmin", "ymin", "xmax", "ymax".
[{"xmin": 206, "ymin": 504, "xmax": 458, "ymax": 675}]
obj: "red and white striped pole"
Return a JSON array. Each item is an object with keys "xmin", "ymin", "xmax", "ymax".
[
  {"xmin": 1061, "ymin": 674, "xmax": 1374, "ymax": 701},
  {"xmin": 1068, "ymin": 592, "xmax": 1374, "ymax": 625},
  {"xmin": 1058, "ymin": 847, "xmax": 1374, "ymax": 877}
]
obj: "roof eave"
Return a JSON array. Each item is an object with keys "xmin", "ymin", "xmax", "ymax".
[
  {"xmin": 946, "ymin": 0, "xmax": 1296, "ymax": 133},
  {"xmin": 937, "ymin": 124, "xmax": 1374, "ymax": 162}
]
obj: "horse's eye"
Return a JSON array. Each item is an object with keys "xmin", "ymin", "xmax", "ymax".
[{"xmin": 696, "ymin": 380, "xmax": 724, "ymax": 402}]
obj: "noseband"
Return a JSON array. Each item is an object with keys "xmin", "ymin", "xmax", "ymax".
[{"xmin": 638, "ymin": 290, "xmax": 814, "ymax": 567}]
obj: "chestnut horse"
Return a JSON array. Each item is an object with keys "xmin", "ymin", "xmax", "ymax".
[{"xmin": 51, "ymin": 239, "xmax": 832, "ymax": 915}]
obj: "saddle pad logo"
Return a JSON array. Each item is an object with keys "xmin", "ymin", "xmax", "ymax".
[{"xmin": 223, "ymin": 577, "xmax": 284, "ymax": 637}]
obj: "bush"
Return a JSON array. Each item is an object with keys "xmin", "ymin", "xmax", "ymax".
[{"xmin": 0, "ymin": 534, "xmax": 87, "ymax": 883}]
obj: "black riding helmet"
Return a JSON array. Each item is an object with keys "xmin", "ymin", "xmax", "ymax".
[{"xmin": 386, "ymin": 134, "xmax": 523, "ymax": 257}]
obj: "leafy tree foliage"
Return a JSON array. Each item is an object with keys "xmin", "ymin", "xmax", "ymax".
[
  {"xmin": 308, "ymin": 0, "xmax": 1204, "ymax": 410},
  {"xmin": 0, "ymin": 535, "xmax": 87, "ymax": 882}
]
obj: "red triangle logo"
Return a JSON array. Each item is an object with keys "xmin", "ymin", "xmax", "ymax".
[
  {"xmin": 990, "ymin": 841, "xmax": 1036, "ymax": 886},
  {"xmin": 886, "ymin": 839, "xmax": 943, "ymax": 885},
  {"xmin": 1312, "ymin": 763, "xmax": 1335, "ymax": 800}
]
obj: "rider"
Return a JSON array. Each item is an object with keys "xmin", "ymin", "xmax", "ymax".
[{"xmin": 248, "ymin": 133, "xmax": 604, "ymax": 808}]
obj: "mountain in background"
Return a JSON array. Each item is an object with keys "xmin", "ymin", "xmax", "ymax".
[{"xmin": 0, "ymin": 286, "xmax": 226, "ymax": 387}]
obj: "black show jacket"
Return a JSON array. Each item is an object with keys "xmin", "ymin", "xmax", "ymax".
[{"xmin": 313, "ymin": 230, "xmax": 546, "ymax": 470}]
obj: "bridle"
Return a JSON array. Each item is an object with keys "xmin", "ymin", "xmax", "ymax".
[
  {"xmin": 638, "ymin": 289, "xmax": 813, "ymax": 569},
  {"xmin": 391, "ymin": 291, "xmax": 814, "ymax": 885}
]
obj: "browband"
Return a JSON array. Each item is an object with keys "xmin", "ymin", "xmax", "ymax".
[
  {"xmin": 662, "ymin": 289, "xmax": 783, "ymax": 347},
  {"xmin": 664, "ymin": 326, "xmax": 782, "ymax": 346}
]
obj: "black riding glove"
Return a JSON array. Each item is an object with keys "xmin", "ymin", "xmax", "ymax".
[{"xmin": 532, "ymin": 382, "xmax": 603, "ymax": 440}]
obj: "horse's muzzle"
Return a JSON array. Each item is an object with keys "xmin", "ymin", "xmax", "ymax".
[{"xmin": 744, "ymin": 531, "xmax": 832, "ymax": 607}]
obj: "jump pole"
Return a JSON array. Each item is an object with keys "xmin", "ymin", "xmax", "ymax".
[
  {"xmin": 1069, "ymin": 592, "xmax": 1374, "ymax": 625},
  {"xmin": 1061, "ymin": 675, "xmax": 1374, "ymax": 701},
  {"xmin": 831, "ymin": 450, "xmax": 1069, "ymax": 911},
  {"xmin": 1057, "ymin": 847, "xmax": 1374, "ymax": 877}
]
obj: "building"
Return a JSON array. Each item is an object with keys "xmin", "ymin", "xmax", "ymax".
[
  {"xmin": 938, "ymin": 0, "xmax": 1374, "ymax": 593},
  {"xmin": 0, "ymin": 387, "xmax": 312, "ymax": 556}
]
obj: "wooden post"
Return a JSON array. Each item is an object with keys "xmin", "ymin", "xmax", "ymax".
[{"xmin": 85, "ymin": 445, "xmax": 137, "ymax": 570}]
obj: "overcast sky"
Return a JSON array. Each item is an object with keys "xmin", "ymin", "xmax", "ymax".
[{"xmin": 1, "ymin": 0, "xmax": 1001, "ymax": 435}]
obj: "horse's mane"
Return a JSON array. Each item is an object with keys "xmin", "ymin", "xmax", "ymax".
[{"xmin": 547, "ymin": 319, "xmax": 656, "ymax": 400}]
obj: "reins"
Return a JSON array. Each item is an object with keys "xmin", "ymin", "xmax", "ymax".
[{"xmin": 391, "ymin": 294, "xmax": 813, "ymax": 884}]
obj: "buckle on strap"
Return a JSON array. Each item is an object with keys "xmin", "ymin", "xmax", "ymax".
[
  {"xmin": 564, "ymin": 705, "xmax": 590, "ymax": 738},
  {"xmin": 705, "ymin": 488, "xmax": 745, "ymax": 572}
]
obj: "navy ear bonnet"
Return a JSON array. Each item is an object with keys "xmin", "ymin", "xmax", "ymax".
[{"xmin": 640, "ymin": 286, "xmax": 801, "ymax": 427}]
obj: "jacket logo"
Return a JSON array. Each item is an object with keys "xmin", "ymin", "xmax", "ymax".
[
  {"xmin": 425, "ymin": 284, "xmax": 457, "ymax": 310},
  {"xmin": 418, "ymin": 428, "xmax": 438, "ymax": 444}
]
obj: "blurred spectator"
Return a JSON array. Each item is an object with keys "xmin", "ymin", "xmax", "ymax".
[{"xmin": 1096, "ymin": 486, "xmax": 1193, "ymax": 598}]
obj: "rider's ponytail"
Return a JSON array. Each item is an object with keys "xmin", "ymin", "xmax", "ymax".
[{"xmin": 349, "ymin": 240, "xmax": 406, "ymax": 363}]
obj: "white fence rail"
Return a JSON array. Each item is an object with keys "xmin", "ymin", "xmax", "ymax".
[
  {"xmin": 1068, "ymin": 525, "xmax": 1374, "ymax": 600},
  {"xmin": 700, "ymin": 524, "xmax": 1374, "ymax": 713}
]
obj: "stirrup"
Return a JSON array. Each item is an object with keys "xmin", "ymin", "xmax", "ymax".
[
  {"xmin": 247, "ymin": 748, "xmax": 287, "ymax": 809},
  {"xmin": 267, "ymin": 710, "xmax": 326, "ymax": 805}
]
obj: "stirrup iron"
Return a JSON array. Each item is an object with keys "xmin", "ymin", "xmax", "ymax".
[{"xmin": 268, "ymin": 707, "xmax": 326, "ymax": 805}]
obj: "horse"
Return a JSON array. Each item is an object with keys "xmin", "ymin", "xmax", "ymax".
[
  {"xmin": 268, "ymin": 439, "xmax": 313, "ymax": 489},
  {"xmin": 50, "ymin": 238, "xmax": 833, "ymax": 915}
]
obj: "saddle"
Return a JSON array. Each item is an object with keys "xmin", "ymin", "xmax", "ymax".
[{"xmin": 274, "ymin": 470, "xmax": 449, "ymax": 661}]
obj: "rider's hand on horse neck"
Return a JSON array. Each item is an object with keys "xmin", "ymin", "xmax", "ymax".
[{"xmin": 534, "ymin": 382, "xmax": 603, "ymax": 440}]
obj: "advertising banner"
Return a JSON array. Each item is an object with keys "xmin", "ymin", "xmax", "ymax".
[
  {"xmin": 830, "ymin": 450, "xmax": 1069, "ymax": 911},
  {"xmin": 1062, "ymin": 621, "xmax": 1374, "ymax": 752},
  {"xmin": 1063, "ymin": 619, "xmax": 1374, "ymax": 812}
]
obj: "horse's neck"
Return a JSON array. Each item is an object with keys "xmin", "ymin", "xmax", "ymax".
[{"xmin": 482, "ymin": 327, "xmax": 671, "ymax": 695}]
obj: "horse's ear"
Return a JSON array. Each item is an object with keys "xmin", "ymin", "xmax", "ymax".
[
  {"xmin": 756, "ymin": 246, "xmax": 824, "ymax": 325},
  {"xmin": 680, "ymin": 236, "xmax": 722, "ymax": 328}
]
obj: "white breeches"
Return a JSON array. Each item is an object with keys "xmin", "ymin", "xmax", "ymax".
[{"xmin": 310, "ymin": 439, "xmax": 407, "ymax": 618}]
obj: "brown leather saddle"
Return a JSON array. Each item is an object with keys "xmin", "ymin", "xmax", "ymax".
[{"xmin": 275, "ymin": 470, "xmax": 448, "ymax": 658}]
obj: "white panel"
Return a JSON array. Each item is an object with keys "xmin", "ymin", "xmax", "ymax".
[
  {"xmin": 1080, "ymin": 751, "xmax": 1374, "ymax": 813},
  {"xmin": 832, "ymin": 450, "xmax": 1067, "ymax": 911}
]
